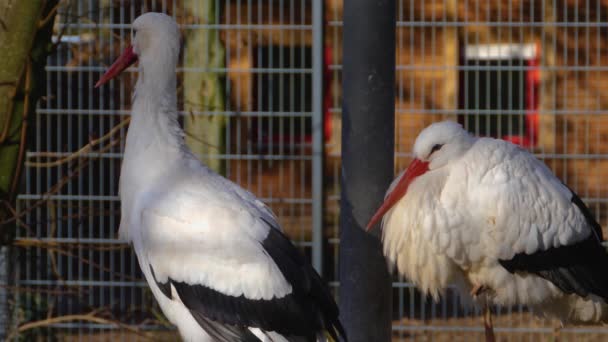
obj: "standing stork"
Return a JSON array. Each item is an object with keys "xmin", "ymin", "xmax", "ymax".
[
  {"xmin": 367, "ymin": 121, "xmax": 608, "ymax": 340},
  {"xmin": 95, "ymin": 12, "xmax": 345, "ymax": 342}
]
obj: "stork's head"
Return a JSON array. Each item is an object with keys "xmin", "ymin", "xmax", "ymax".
[
  {"xmin": 366, "ymin": 121, "xmax": 474, "ymax": 231},
  {"xmin": 412, "ymin": 121, "xmax": 474, "ymax": 170},
  {"xmin": 95, "ymin": 12, "xmax": 180, "ymax": 88}
]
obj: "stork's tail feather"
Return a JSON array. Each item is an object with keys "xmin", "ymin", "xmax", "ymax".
[
  {"xmin": 538, "ymin": 294, "xmax": 608, "ymax": 325},
  {"xmin": 568, "ymin": 295, "xmax": 608, "ymax": 324},
  {"xmin": 319, "ymin": 326, "xmax": 346, "ymax": 342},
  {"xmin": 332, "ymin": 320, "xmax": 347, "ymax": 341},
  {"xmin": 319, "ymin": 329, "xmax": 339, "ymax": 342}
]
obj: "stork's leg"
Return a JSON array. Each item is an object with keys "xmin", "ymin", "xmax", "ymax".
[
  {"xmin": 471, "ymin": 284, "xmax": 486, "ymax": 297},
  {"xmin": 553, "ymin": 325, "xmax": 561, "ymax": 342},
  {"xmin": 471, "ymin": 284, "xmax": 495, "ymax": 341},
  {"xmin": 483, "ymin": 299, "xmax": 495, "ymax": 342}
]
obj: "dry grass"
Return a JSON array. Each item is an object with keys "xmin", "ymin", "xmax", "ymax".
[
  {"xmin": 393, "ymin": 312, "xmax": 608, "ymax": 342},
  {"xmin": 53, "ymin": 312, "xmax": 608, "ymax": 342},
  {"xmin": 59, "ymin": 331, "xmax": 179, "ymax": 341}
]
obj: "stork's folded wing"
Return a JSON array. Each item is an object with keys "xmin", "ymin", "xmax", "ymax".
[{"xmin": 139, "ymin": 192, "xmax": 344, "ymax": 341}]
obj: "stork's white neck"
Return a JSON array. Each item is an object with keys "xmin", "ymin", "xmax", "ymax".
[
  {"xmin": 128, "ymin": 71, "xmax": 183, "ymax": 152},
  {"xmin": 118, "ymin": 69, "xmax": 189, "ymax": 242},
  {"xmin": 120, "ymin": 35, "xmax": 187, "ymax": 185}
]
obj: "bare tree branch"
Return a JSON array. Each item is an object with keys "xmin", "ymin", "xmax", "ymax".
[
  {"xmin": 7, "ymin": 310, "xmax": 160, "ymax": 341},
  {"xmin": 25, "ymin": 117, "xmax": 129, "ymax": 168}
]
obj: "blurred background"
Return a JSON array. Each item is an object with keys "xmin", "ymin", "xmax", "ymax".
[{"xmin": 1, "ymin": 0, "xmax": 608, "ymax": 340}]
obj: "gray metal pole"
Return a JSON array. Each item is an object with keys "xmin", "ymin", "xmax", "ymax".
[
  {"xmin": 0, "ymin": 246, "xmax": 7, "ymax": 340},
  {"xmin": 339, "ymin": 0, "xmax": 396, "ymax": 340},
  {"xmin": 311, "ymin": 0, "xmax": 324, "ymax": 274}
]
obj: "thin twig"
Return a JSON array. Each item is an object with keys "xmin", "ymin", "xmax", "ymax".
[
  {"xmin": 38, "ymin": 0, "xmax": 63, "ymax": 29},
  {"xmin": 8, "ymin": 311, "xmax": 159, "ymax": 341},
  {"xmin": 9, "ymin": 59, "xmax": 32, "ymax": 197},
  {"xmin": 1, "ymin": 200, "xmax": 33, "ymax": 235},
  {"xmin": 25, "ymin": 118, "xmax": 129, "ymax": 168},
  {"xmin": 14, "ymin": 210, "xmax": 121, "ymax": 229},
  {"xmin": 0, "ymin": 155, "xmax": 91, "ymax": 227},
  {"xmin": 27, "ymin": 133, "xmax": 123, "ymax": 167},
  {"xmin": 21, "ymin": 244, "xmax": 139, "ymax": 282},
  {"xmin": 0, "ymin": 132, "xmax": 120, "ymax": 230},
  {"xmin": 47, "ymin": 200, "xmax": 64, "ymax": 281},
  {"xmin": 0, "ymin": 284, "xmax": 81, "ymax": 296},
  {"xmin": 8, "ymin": 238, "xmax": 136, "ymax": 281},
  {"xmin": 13, "ymin": 239, "xmax": 130, "ymax": 252}
]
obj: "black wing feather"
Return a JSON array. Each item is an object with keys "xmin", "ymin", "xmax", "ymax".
[
  {"xmin": 149, "ymin": 265, "xmax": 172, "ymax": 298},
  {"xmin": 260, "ymin": 219, "xmax": 346, "ymax": 341},
  {"xmin": 152, "ymin": 268, "xmax": 260, "ymax": 341},
  {"xmin": 151, "ymin": 218, "xmax": 346, "ymax": 342},
  {"xmin": 189, "ymin": 312, "xmax": 260, "ymax": 342},
  {"xmin": 499, "ymin": 191, "xmax": 608, "ymax": 302}
]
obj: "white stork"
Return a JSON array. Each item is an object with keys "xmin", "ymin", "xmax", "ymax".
[
  {"xmin": 95, "ymin": 12, "xmax": 345, "ymax": 342},
  {"xmin": 367, "ymin": 121, "xmax": 608, "ymax": 338}
]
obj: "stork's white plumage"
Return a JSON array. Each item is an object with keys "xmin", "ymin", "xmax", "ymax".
[
  {"xmin": 367, "ymin": 121, "xmax": 608, "ymax": 326},
  {"xmin": 96, "ymin": 13, "xmax": 345, "ymax": 342}
]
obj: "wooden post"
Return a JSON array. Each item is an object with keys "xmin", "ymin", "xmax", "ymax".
[
  {"xmin": 538, "ymin": 0, "xmax": 557, "ymax": 151},
  {"xmin": 442, "ymin": 0, "xmax": 459, "ymax": 121},
  {"xmin": 182, "ymin": 0, "xmax": 227, "ymax": 174}
]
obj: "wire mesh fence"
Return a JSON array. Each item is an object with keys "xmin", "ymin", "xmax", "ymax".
[
  {"xmin": 5, "ymin": 0, "xmax": 608, "ymax": 341},
  {"xmin": 326, "ymin": 0, "xmax": 608, "ymax": 341},
  {"xmin": 11, "ymin": 0, "xmax": 323, "ymax": 340}
]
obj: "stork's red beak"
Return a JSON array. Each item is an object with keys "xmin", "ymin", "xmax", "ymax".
[
  {"xmin": 95, "ymin": 45, "xmax": 138, "ymax": 88},
  {"xmin": 366, "ymin": 158, "xmax": 429, "ymax": 231}
]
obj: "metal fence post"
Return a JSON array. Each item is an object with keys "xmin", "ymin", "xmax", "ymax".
[
  {"xmin": 0, "ymin": 246, "xmax": 7, "ymax": 339},
  {"xmin": 311, "ymin": 0, "xmax": 325, "ymax": 274},
  {"xmin": 339, "ymin": 0, "xmax": 396, "ymax": 340}
]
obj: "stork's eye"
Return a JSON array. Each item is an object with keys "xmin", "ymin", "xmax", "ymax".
[{"xmin": 429, "ymin": 144, "xmax": 443, "ymax": 156}]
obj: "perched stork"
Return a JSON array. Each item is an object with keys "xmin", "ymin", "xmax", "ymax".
[
  {"xmin": 95, "ymin": 13, "xmax": 345, "ymax": 342},
  {"xmin": 367, "ymin": 121, "xmax": 608, "ymax": 339}
]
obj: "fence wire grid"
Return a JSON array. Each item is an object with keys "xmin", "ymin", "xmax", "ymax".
[{"xmin": 6, "ymin": 0, "xmax": 608, "ymax": 341}]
